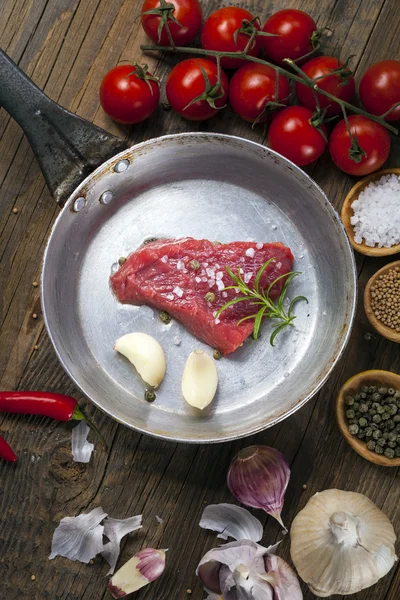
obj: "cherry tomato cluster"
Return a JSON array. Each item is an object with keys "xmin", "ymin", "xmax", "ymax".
[{"xmin": 99, "ymin": 2, "xmax": 400, "ymax": 177}]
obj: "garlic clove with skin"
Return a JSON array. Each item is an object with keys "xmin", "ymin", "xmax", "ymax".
[
  {"xmin": 108, "ymin": 548, "xmax": 167, "ymax": 598},
  {"xmin": 290, "ymin": 489, "xmax": 397, "ymax": 597},
  {"xmin": 182, "ymin": 350, "xmax": 218, "ymax": 410},
  {"xmin": 114, "ymin": 333, "xmax": 166, "ymax": 388}
]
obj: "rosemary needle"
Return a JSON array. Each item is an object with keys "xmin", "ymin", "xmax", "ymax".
[{"xmin": 216, "ymin": 258, "xmax": 308, "ymax": 346}]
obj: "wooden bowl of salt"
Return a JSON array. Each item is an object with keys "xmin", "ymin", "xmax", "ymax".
[{"xmin": 341, "ymin": 168, "xmax": 400, "ymax": 257}]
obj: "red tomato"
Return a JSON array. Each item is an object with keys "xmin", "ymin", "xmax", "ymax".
[
  {"xmin": 329, "ymin": 115, "xmax": 391, "ymax": 176},
  {"xmin": 359, "ymin": 60, "xmax": 400, "ymax": 121},
  {"xmin": 141, "ymin": 0, "xmax": 202, "ymax": 46},
  {"xmin": 166, "ymin": 58, "xmax": 229, "ymax": 121},
  {"xmin": 268, "ymin": 106, "xmax": 327, "ymax": 167},
  {"xmin": 295, "ymin": 56, "xmax": 355, "ymax": 116},
  {"xmin": 229, "ymin": 64, "xmax": 290, "ymax": 123},
  {"xmin": 262, "ymin": 9, "xmax": 317, "ymax": 65},
  {"xmin": 201, "ymin": 7, "xmax": 262, "ymax": 69},
  {"xmin": 100, "ymin": 64, "xmax": 160, "ymax": 124}
]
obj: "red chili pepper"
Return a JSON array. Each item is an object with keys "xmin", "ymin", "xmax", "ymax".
[
  {"xmin": 0, "ymin": 435, "xmax": 17, "ymax": 462},
  {"xmin": 0, "ymin": 391, "xmax": 105, "ymax": 461},
  {"xmin": 0, "ymin": 391, "xmax": 78, "ymax": 421}
]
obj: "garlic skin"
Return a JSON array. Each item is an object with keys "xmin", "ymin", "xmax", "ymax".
[
  {"xmin": 290, "ymin": 489, "xmax": 397, "ymax": 597},
  {"xmin": 108, "ymin": 548, "xmax": 167, "ymax": 598},
  {"xmin": 182, "ymin": 350, "xmax": 218, "ymax": 410},
  {"xmin": 114, "ymin": 333, "xmax": 166, "ymax": 388}
]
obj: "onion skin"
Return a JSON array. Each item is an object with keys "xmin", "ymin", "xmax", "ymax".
[{"xmin": 227, "ymin": 445, "xmax": 290, "ymax": 528}]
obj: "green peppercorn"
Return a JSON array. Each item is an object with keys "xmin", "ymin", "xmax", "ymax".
[
  {"xmin": 370, "ymin": 409, "xmax": 377, "ymax": 416},
  {"xmin": 386, "ymin": 420, "xmax": 395, "ymax": 431},
  {"xmin": 358, "ymin": 417, "xmax": 368, "ymax": 427},
  {"xmin": 384, "ymin": 448, "xmax": 395, "ymax": 459},
  {"xmin": 360, "ymin": 392, "xmax": 367, "ymax": 400},
  {"xmin": 357, "ymin": 431, "xmax": 366, "ymax": 439},
  {"xmin": 364, "ymin": 427, "xmax": 373, "ymax": 438},
  {"xmin": 373, "ymin": 430, "xmax": 382, "ymax": 439},
  {"xmin": 349, "ymin": 418, "xmax": 358, "ymax": 425},
  {"xmin": 213, "ymin": 349, "xmax": 222, "ymax": 361},
  {"xmin": 348, "ymin": 424, "xmax": 359, "ymax": 435},
  {"xmin": 375, "ymin": 445, "xmax": 384, "ymax": 455},
  {"xmin": 377, "ymin": 437, "xmax": 387, "ymax": 447},
  {"xmin": 205, "ymin": 292, "xmax": 216, "ymax": 303},
  {"xmin": 354, "ymin": 393, "xmax": 361, "ymax": 402},
  {"xmin": 159, "ymin": 311, "xmax": 171, "ymax": 324},
  {"xmin": 397, "ymin": 434, "xmax": 400, "ymax": 443},
  {"xmin": 366, "ymin": 440, "xmax": 376, "ymax": 451},
  {"xmin": 371, "ymin": 393, "xmax": 381, "ymax": 403},
  {"xmin": 394, "ymin": 391, "xmax": 400, "ymax": 400},
  {"xmin": 145, "ymin": 389, "xmax": 156, "ymax": 402},
  {"xmin": 388, "ymin": 388, "xmax": 396, "ymax": 396},
  {"xmin": 346, "ymin": 409, "xmax": 355, "ymax": 419},
  {"xmin": 396, "ymin": 424, "xmax": 400, "ymax": 433},
  {"xmin": 118, "ymin": 256, "xmax": 127, "ymax": 266},
  {"xmin": 382, "ymin": 412, "xmax": 391, "ymax": 421},
  {"xmin": 378, "ymin": 387, "xmax": 388, "ymax": 396},
  {"xmin": 361, "ymin": 385, "xmax": 368, "ymax": 393},
  {"xmin": 388, "ymin": 432, "xmax": 397, "ymax": 442},
  {"xmin": 376, "ymin": 405, "xmax": 385, "ymax": 414},
  {"xmin": 383, "ymin": 432, "xmax": 390, "ymax": 440},
  {"xmin": 359, "ymin": 404, "xmax": 368, "ymax": 413},
  {"xmin": 368, "ymin": 386, "xmax": 376, "ymax": 394},
  {"xmin": 388, "ymin": 404, "xmax": 398, "ymax": 415},
  {"xmin": 372, "ymin": 414, "xmax": 382, "ymax": 423},
  {"xmin": 189, "ymin": 259, "xmax": 200, "ymax": 270},
  {"xmin": 371, "ymin": 423, "xmax": 379, "ymax": 431},
  {"xmin": 353, "ymin": 402, "xmax": 360, "ymax": 410},
  {"xmin": 388, "ymin": 441, "xmax": 397, "ymax": 449},
  {"xmin": 395, "ymin": 446, "xmax": 400, "ymax": 457},
  {"xmin": 345, "ymin": 395, "xmax": 355, "ymax": 406},
  {"xmin": 393, "ymin": 415, "xmax": 400, "ymax": 423}
]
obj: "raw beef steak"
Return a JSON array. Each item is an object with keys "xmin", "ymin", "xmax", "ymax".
[{"xmin": 111, "ymin": 238, "xmax": 294, "ymax": 355}]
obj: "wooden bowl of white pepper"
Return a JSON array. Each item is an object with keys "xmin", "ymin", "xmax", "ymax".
[
  {"xmin": 364, "ymin": 260, "xmax": 400, "ymax": 344},
  {"xmin": 336, "ymin": 370, "xmax": 400, "ymax": 467}
]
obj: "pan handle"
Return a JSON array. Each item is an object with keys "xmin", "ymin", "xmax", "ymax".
[{"xmin": 0, "ymin": 49, "xmax": 127, "ymax": 206}]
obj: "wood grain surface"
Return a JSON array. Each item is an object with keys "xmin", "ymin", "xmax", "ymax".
[{"xmin": 0, "ymin": 1, "xmax": 399, "ymax": 599}]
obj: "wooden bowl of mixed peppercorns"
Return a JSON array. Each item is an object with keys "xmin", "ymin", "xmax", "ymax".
[
  {"xmin": 364, "ymin": 260, "xmax": 400, "ymax": 344},
  {"xmin": 336, "ymin": 370, "xmax": 400, "ymax": 467}
]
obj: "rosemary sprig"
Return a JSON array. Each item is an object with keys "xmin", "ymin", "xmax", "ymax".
[{"xmin": 216, "ymin": 258, "xmax": 308, "ymax": 346}]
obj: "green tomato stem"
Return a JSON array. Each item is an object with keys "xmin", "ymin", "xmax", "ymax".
[{"xmin": 140, "ymin": 43, "xmax": 398, "ymax": 135}]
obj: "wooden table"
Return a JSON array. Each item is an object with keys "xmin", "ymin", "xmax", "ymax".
[{"xmin": 0, "ymin": 1, "xmax": 399, "ymax": 599}]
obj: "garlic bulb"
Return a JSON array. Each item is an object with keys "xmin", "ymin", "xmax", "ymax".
[
  {"xmin": 182, "ymin": 350, "xmax": 218, "ymax": 410},
  {"xmin": 290, "ymin": 489, "xmax": 397, "ymax": 597},
  {"xmin": 114, "ymin": 333, "xmax": 166, "ymax": 388}
]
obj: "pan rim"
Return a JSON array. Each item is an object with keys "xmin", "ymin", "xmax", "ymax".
[{"xmin": 41, "ymin": 132, "xmax": 358, "ymax": 443}]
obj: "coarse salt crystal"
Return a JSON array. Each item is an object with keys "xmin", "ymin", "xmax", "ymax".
[
  {"xmin": 167, "ymin": 293, "xmax": 174, "ymax": 300},
  {"xmin": 256, "ymin": 242, "xmax": 263, "ymax": 250},
  {"xmin": 195, "ymin": 276, "xmax": 202, "ymax": 283},
  {"xmin": 173, "ymin": 286, "xmax": 183, "ymax": 298},
  {"xmin": 215, "ymin": 318, "xmax": 221, "ymax": 325},
  {"xmin": 176, "ymin": 260, "xmax": 184, "ymax": 270},
  {"xmin": 245, "ymin": 248, "xmax": 255, "ymax": 258},
  {"xmin": 208, "ymin": 279, "xmax": 215, "ymax": 287},
  {"xmin": 222, "ymin": 291, "xmax": 228, "ymax": 298},
  {"xmin": 202, "ymin": 277, "xmax": 208, "ymax": 283},
  {"xmin": 173, "ymin": 336, "xmax": 181, "ymax": 346},
  {"xmin": 244, "ymin": 272, "xmax": 253, "ymax": 284},
  {"xmin": 351, "ymin": 174, "xmax": 400, "ymax": 248},
  {"xmin": 240, "ymin": 257, "xmax": 245, "ymax": 263},
  {"xmin": 277, "ymin": 262, "xmax": 282, "ymax": 269},
  {"xmin": 216, "ymin": 271, "xmax": 223, "ymax": 280},
  {"xmin": 161, "ymin": 255, "xmax": 168, "ymax": 263},
  {"xmin": 206, "ymin": 267, "xmax": 215, "ymax": 278},
  {"xmin": 203, "ymin": 263, "xmax": 208, "ymax": 267},
  {"xmin": 216, "ymin": 280, "xmax": 225, "ymax": 291}
]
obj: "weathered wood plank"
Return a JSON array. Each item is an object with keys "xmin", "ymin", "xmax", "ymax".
[{"xmin": 0, "ymin": 1, "xmax": 399, "ymax": 599}]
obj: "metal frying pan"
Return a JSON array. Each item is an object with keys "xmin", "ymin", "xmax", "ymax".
[{"xmin": 0, "ymin": 50, "xmax": 357, "ymax": 443}]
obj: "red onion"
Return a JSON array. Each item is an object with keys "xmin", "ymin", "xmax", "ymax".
[{"xmin": 227, "ymin": 445, "xmax": 290, "ymax": 529}]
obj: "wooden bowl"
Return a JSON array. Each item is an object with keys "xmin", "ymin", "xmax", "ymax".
[
  {"xmin": 364, "ymin": 260, "xmax": 400, "ymax": 344},
  {"xmin": 336, "ymin": 370, "xmax": 400, "ymax": 467},
  {"xmin": 341, "ymin": 168, "xmax": 400, "ymax": 257}
]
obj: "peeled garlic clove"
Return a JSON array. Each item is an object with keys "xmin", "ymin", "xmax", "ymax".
[
  {"xmin": 290, "ymin": 489, "xmax": 398, "ymax": 597},
  {"xmin": 107, "ymin": 548, "xmax": 167, "ymax": 598},
  {"xmin": 182, "ymin": 350, "xmax": 218, "ymax": 410},
  {"xmin": 115, "ymin": 333, "xmax": 166, "ymax": 388}
]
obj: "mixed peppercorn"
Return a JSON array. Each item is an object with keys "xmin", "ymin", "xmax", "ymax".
[{"xmin": 345, "ymin": 384, "xmax": 400, "ymax": 459}]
